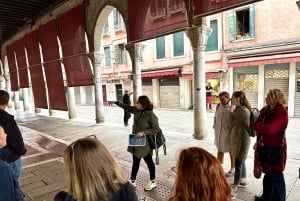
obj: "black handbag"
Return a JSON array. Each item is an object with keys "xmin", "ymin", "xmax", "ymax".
[
  {"xmin": 146, "ymin": 129, "xmax": 167, "ymax": 165},
  {"xmin": 259, "ymin": 146, "xmax": 282, "ymax": 165},
  {"xmin": 147, "ymin": 129, "xmax": 165, "ymax": 149}
]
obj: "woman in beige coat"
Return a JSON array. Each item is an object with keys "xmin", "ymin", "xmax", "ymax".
[
  {"xmin": 213, "ymin": 91, "xmax": 235, "ymax": 176},
  {"xmin": 229, "ymin": 91, "xmax": 251, "ymax": 199},
  {"xmin": 115, "ymin": 95, "xmax": 160, "ymax": 191}
]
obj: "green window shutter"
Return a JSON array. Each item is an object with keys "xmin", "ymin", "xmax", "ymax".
[
  {"xmin": 156, "ymin": 36, "xmax": 165, "ymax": 59},
  {"xmin": 228, "ymin": 11, "xmax": 236, "ymax": 41},
  {"xmin": 206, "ymin": 20, "xmax": 218, "ymax": 52},
  {"xmin": 104, "ymin": 47, "xmax": 111, "ymax": 66},
  {"xmin": 249, "ymin": 4, "xmax": 255, "ymax": 38},
  {"xmin": 114, "ymin": 45, "xmax": 119, "ymax": 65},
  {"xmin": 122, "ymin": 44, "xmax": 127, "ymax": 64},
  {"xmin": 104, "ymin": 20, "xmax": 108, "ymax": 29},
  {"xmin": 173, "ymin": 32, "xmax": 184, "ymax": 56}
]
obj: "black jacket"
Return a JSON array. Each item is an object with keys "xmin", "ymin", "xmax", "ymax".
[
  {"xmin": 123, "ymin": 94, "xmax": 131, "ymax": 105},
  {"xmin": 0, "ymin": 109, "xmax": 27, "ymax": 163},
  {"xmin": 54, "ymin": 182, "xmax": 138, "ymax": 201}
]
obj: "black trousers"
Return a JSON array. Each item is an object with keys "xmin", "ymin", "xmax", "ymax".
[
  {"xmin": 124, "ymin": 111, "xmax": 131, "ymax": 125},
  {"xmin": 262, "ymin": 169, "xmax": 286, "ymax": 201},
  {"xmin": 131, "ymin": 153, "xmax": 155, "ymax": 181}
]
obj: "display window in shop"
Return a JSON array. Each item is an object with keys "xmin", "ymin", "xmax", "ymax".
[{"xmin": 206, "ymin": 78, "xmax": 220, "ymax": 104}]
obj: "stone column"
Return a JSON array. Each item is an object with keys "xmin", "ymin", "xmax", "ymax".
[
  {"xmin": 185, "ymin": 23, "xmax": 212, "ymax": 140},
  {"xmin": 14, "ymin": 91, "xmax": 20, "ymax": 110},
  {"xmin": 0, "ymin": 76, "xmax": 5, "ymax": 90},
  {"xmin": 91, "ymin": 52, "xmax": 105, "ymax": 123},
  {"xmin": 152, "ymin": 79, "xmax": 159, "ymax": 107},
  {"xmin": 4, "ymin": 74, "xmax": 13, "ymax": 108},
  {"xmin": 22, "ymin": 88, "xmax": 29, "ymax": 111},
  {"xmin": 67, "ymin": 86, "xmax": 77, "ymax": 119},
  {"xmin": 126, "ymin": 43, "xmax": 143, "ymax": 103}
]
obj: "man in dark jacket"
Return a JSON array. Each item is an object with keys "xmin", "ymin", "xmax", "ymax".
[
  {"xmin": 123, "ymin": 90, "xmax": 132, "ymax": 126},
  {"xmin": 0, "ymin": 90, "xmax": 27, "ymax": 182}
]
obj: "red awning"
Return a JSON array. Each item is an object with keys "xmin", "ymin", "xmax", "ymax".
[
  {"xmin": 142, "ymin": 68, "xmax": 179, "ymax": 78},
  {"xmin": 228, "ymin": 52, "xmax": 300, "ymax": 67}
]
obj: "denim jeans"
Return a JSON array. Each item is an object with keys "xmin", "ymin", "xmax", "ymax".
[
  {"xmin": 262, "ymin": 169, "xmax": 286, "ymax": 201},
  {"xmin": 234, "ymin": 158, "xmax": 246, "ymax": 185},
  {"xmin": 8, "ymin": 158, "xmax": 22, "ymax": 182}
]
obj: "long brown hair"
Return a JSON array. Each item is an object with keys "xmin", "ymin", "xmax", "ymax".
[
  {"xmin": 168, "ymin": 147, "xmax": 231, "ymax": 201},
  {"xmin": 232, "ymin": 90, "xmax": 252, "ymax": 110},
  {"xmin": 64, "ymin": 138, "xmax": 126, "ymax": 201}
]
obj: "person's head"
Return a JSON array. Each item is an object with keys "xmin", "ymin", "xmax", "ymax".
[
  {"xmin": 64, "ymin": 136, "xmax": 126, "ymax": 201},
  {"xmin": 231, "ymin": 90, "xmax": 251, "ymax": 110},
  {"xmin": 169, "ymin": 147, "xmax": 231, "ymax": 201},
  {"xmin": 135, "ymin": 95, "xmax": 153, "ymax": 111},
  {"xmin": 0, "ymin": 125, "xmax": 7, "ymax": 149},
  {"xmin": 0, "ymin": 90, "xmax": 10, "ymax": 106},
  {"xmin": 218, "ymin": 91, "xmax": 230, "ymax": 105},
  {"xmin": 265, "ymin": 88, "xmax": 287, "ymax": 108},
  {"xmin": 125, "ymin": 90, "xmax": 129, "ymax": 94}
]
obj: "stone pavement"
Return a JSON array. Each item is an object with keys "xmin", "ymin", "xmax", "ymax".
[{"xmin": 9, "ymin": 105, "xmax": 300, "ymax": 201}]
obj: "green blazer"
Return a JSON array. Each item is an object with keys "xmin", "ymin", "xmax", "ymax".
[{"xmin": 118, "ymin": 103, "xmax": 160, "ymax": 158}]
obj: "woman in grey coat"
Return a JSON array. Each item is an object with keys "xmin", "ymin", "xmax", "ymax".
[
  {"xmin": 229, "ymin": 91, "xmax": 251, "ymax": 199},
  {"xmin": 115, "ymin": 95, "xmax": 160, "ymax": 191}
]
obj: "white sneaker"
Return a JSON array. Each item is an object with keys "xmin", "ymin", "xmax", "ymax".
[
  {"xmin": 144, "ymin": 181, "xmax": 157, "ymax": 191},
  {"xmin": 129, "ymin": 180, "xmax": 136, "ymax": 187}
]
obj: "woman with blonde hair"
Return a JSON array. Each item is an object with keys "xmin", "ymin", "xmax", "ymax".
[
  {"xmin": 56, "ymin": 136, "xmax": 138, "ymax": 201},
  {"xmin": 168, "ymin": 147, "xmax": 231, "ymax": 201},
  {"xmin": 253, "ymin": 89, "xmax": 288, "ymax": 201}
]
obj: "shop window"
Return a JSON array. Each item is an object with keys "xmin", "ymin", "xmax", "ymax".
[
  {"xmin": 265, "ymin": 69, "xmax": 289, "ymax": 79},
  {"xmin": 156, "ymin": 36, "xmax": 165, "ymax": 59},
  {"xmin": 236, "ymin": 74, "xmax": 258, "ymax": 92},
  {"xmin": 173, "ymin": 32, "xmax": 184, "ymax": 57},
  {"xmin": 104, "ymin": 46, "xmax": 111, "ymax": 67},
  {"xmin": 229, "ymin": 4, "xmax": 255, "ymax": 41},
  {"xmin": 296, "ymin": 67, "xmax": 300, "ymax": 92},
  {"xmin": 206, "ymin": 19, "xmax": 218, "ymax": 52},
  {"xmin": 114, "ymin": 44, "xmax": 126, "ymax": 65}
]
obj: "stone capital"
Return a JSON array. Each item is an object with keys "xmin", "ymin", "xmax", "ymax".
[{"xmin": 185, "ymin": 25, "xmax": 212, "ymax": 50}]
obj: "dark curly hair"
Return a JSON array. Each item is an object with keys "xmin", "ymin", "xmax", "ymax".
[{"xmin": 137, "ymin": 95, "xmax": 153, "ymax": 111}]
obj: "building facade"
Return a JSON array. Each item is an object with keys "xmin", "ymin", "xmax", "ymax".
[{"xmin": 98, "ymin": 0, "xmax": 300, "ymax": 117}]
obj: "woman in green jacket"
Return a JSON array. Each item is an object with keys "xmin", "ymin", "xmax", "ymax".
[
  {"xmin": 115, "ymin": 95, "xmax": 160, "ymax": 191},
  {"xmin": 229, "ymin": 91, "xmax": 251, "ymax": 199}
]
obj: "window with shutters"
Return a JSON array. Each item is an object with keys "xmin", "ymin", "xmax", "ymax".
[
  {"xmin": 206, "ymin": 19, "xmax": 218, "ymax": 52},
  {"xmin": 156, "ymin": 36, "xmax": 165, "ymax": 60},
  {"xmin": 150, "ymin": 0, "xmax": 167, "ymax": 19},
  {"xmin": 113, "ymin": 9, "xmax": 125, "ymax": 31},
  {"xmin": 104, "ymin": 46, "xmax": 111, "ymax": 67},
  {"xmin": 103, "ymin": 20, "xmax": 109, "ymax": 35},
  {"xmin": 229, "ymin": 4, "xmax": 255, "ymax": 41},
  {"xmin": 168, "ymin": 0, "xmax": 185, "ymax": 14},
  {"xmin": 173, "ymin": 32, "xmax": 184, "ymax": 57},
  {"xmin": 114, "ymin": 44, "xmax": 127, "ymax": 65}
]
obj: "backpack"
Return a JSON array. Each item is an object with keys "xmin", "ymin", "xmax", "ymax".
[{"xmin": 248, "ymin": 108, "xmax": 260, "ymax": 137}]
